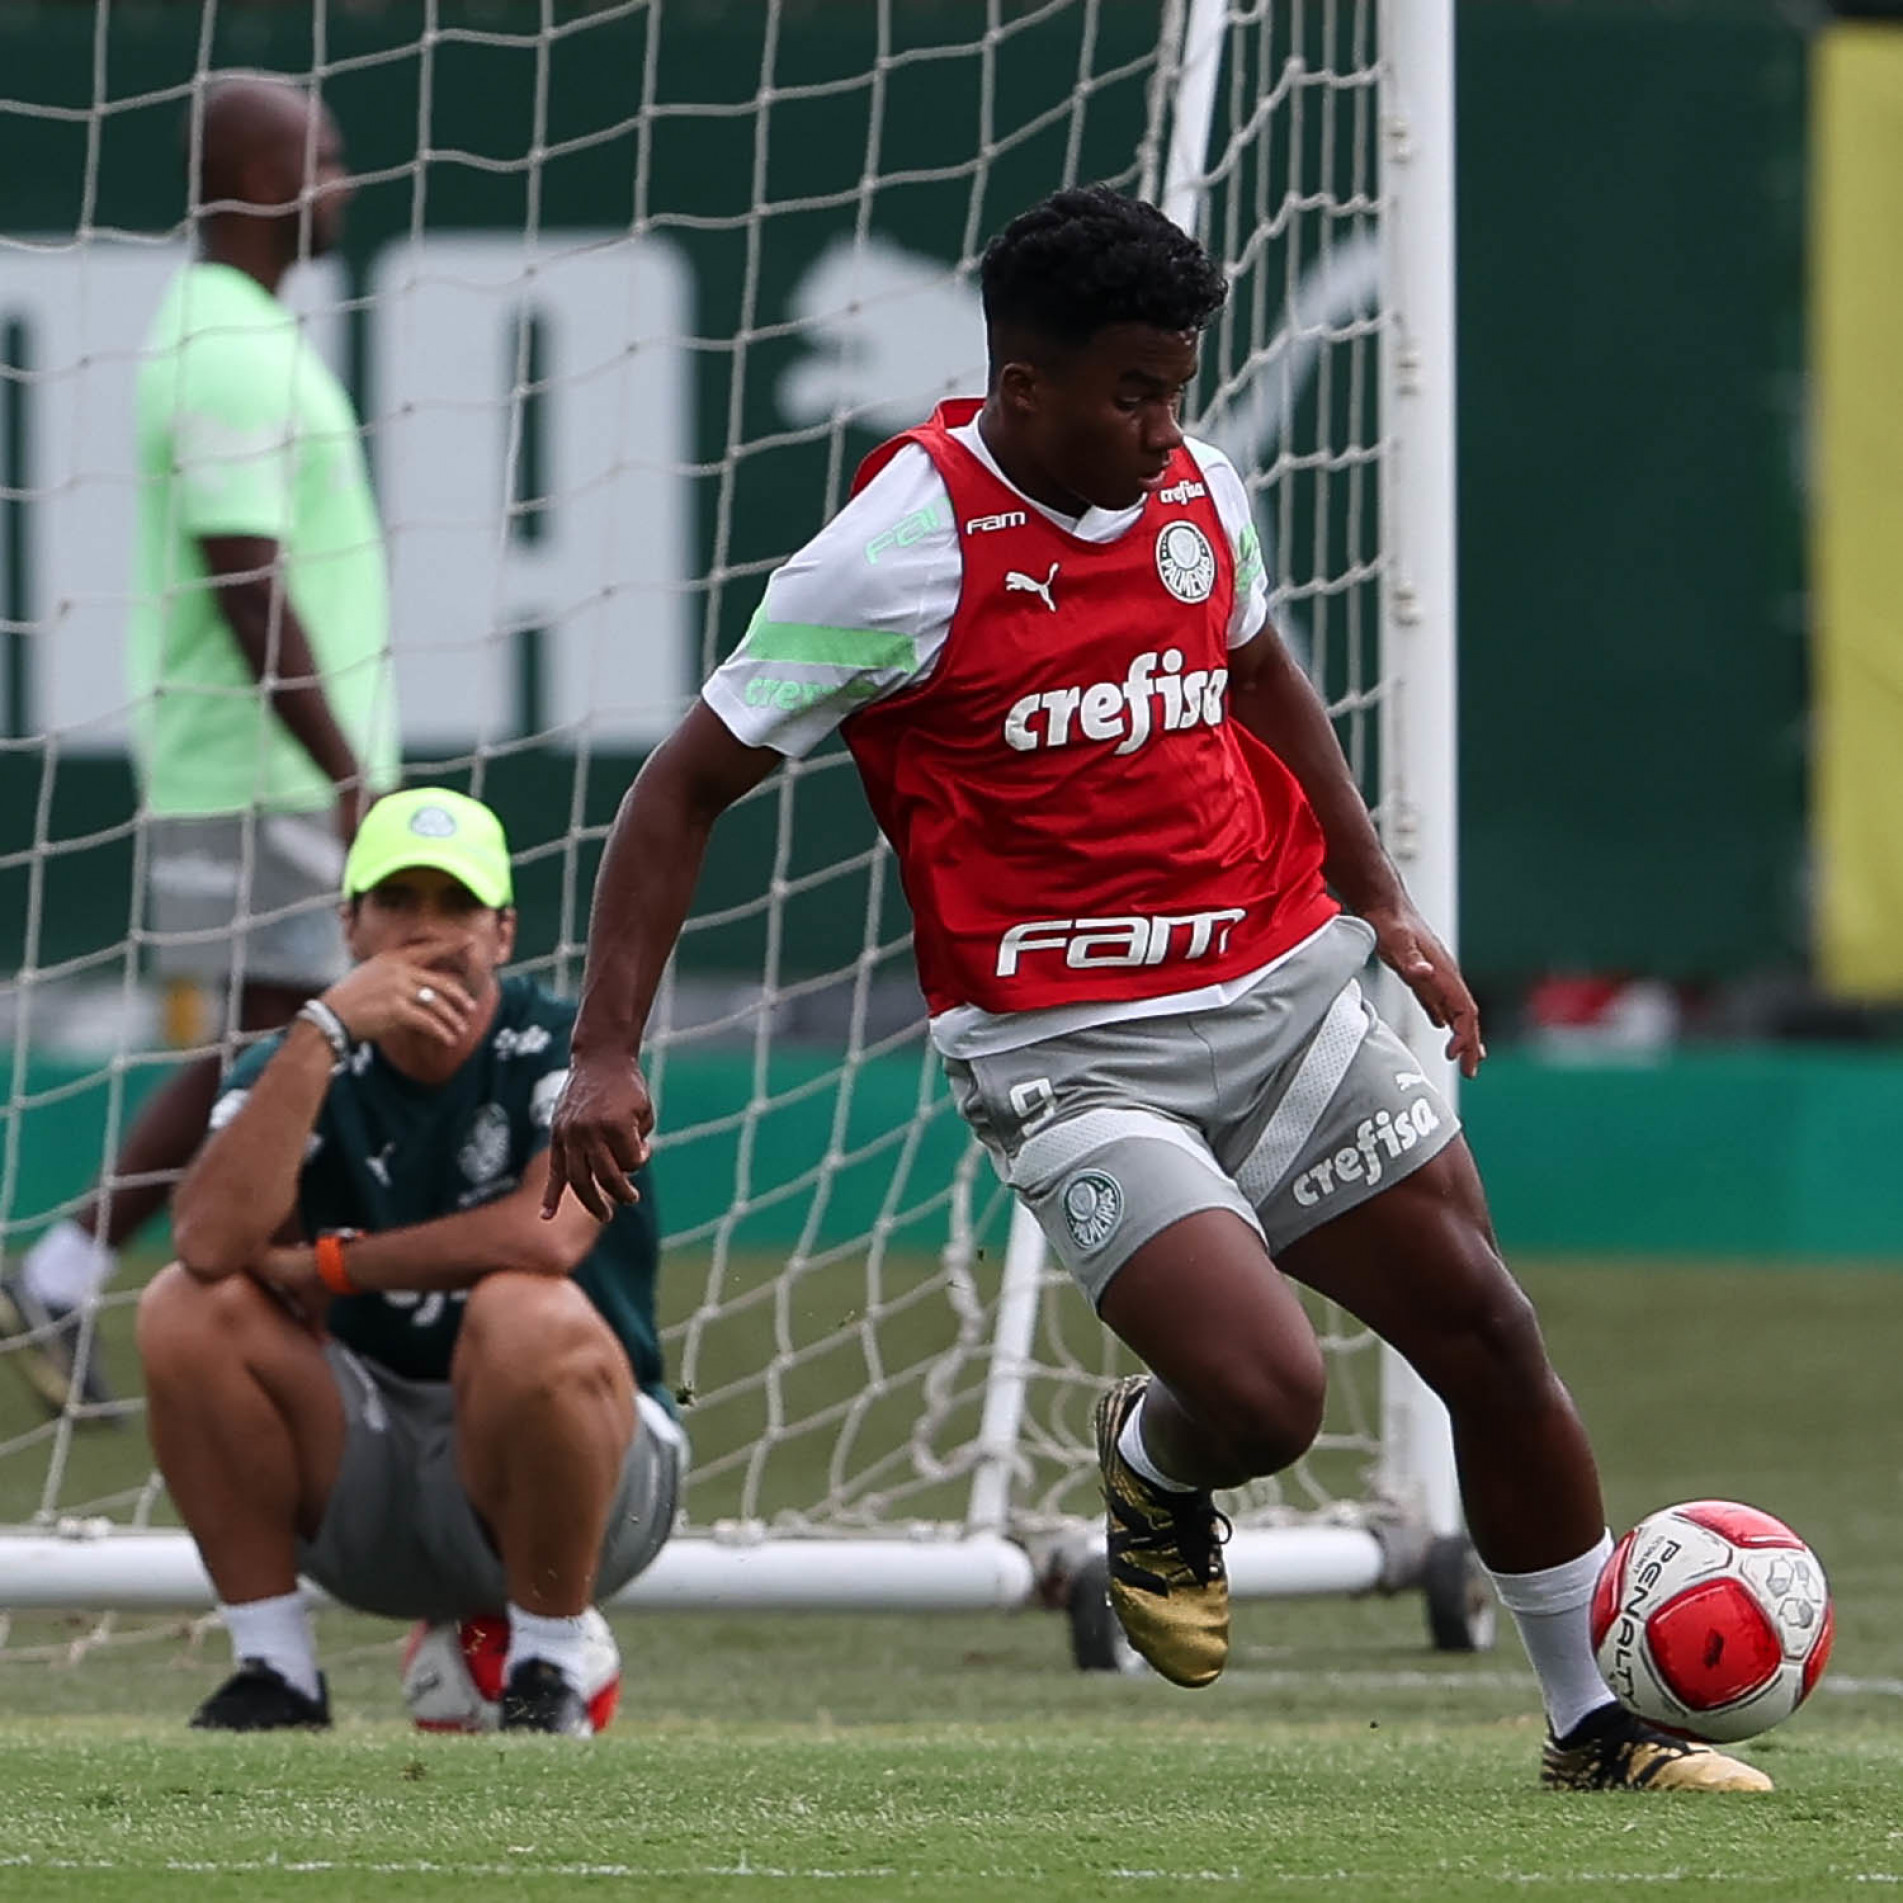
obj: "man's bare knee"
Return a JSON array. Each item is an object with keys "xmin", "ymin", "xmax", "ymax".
[
  {"xmin": 137, "ymin": 1262, "xmax": 276, "ymax": 1371},
  {"xmin": 136, "ymin": 1261, "xmax": 197, "ymax": 1338},
  {"xmin": 455, "ymin": 1274, "xmax": 627, "ymax": 1410},
  {"xmin": 458, "ymin": 1271, "xmax": 601, "ymax": 1360}
]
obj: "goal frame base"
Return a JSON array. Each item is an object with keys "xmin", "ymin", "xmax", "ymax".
[{"xmin": 0, "ymin": 1517, "xmax": 1458, "ymax": 1617}]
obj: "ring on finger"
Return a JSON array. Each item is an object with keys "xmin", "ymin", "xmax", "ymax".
[{"xmin": 417, "ymin": 985, "xmax": 437, "ymax": 1005}]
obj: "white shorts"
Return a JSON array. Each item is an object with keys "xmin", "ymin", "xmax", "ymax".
[{"xmin": 145, "ymin": 811, "xmax": 347, "ymax": 991}]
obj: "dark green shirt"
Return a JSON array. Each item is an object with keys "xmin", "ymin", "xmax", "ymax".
[{"xmin": 213, "ymin": 975, "xmax": 666, "ymax": 1400}]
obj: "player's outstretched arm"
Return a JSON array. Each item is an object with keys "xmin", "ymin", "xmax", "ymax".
[
  {"xmin": 545, "ymin": 703, "xmax": 782, "ymax": 1220},
  {"xmin": 1229, "ymin": 624, "xmax": 1485, "ymax": 1077}
]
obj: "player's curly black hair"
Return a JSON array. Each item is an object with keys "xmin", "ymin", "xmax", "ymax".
[{"xmin": 979, "ymin": 185, "xmax": 1228, "ymax": 350}]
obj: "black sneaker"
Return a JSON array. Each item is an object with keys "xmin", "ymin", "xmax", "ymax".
[
  {"xmin": 499, "ymin": 1658, "xmax": 594, "ymax": 1736},
  {"xmin": 0, "ymin": 1272, "xmax": 116, "ymax": 1418},
  {"xmin": 1540, "ymin": 1700, "xmax": 1772, "ymax": 1792},
  {"xmin": 190, "ymin": 1659, "xmax": 331, "ymax": 1731}
]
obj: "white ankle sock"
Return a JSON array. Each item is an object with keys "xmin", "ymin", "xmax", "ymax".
[
  {"xmin": 22, "ymin": 1220, "xmax": 118, "ymax": 1311},
  {"xmin": 505, "ymin": 1604, "xmax": 590, "ymax": 1688},
  {"xmin": 1486, "ymin": 1531, "xmax": 1617, "ymax": 1739},
  {"xmin": 219, "ymin": 1590, "xmax": 320, "ymax": 1703},
  {"xmin": 1116, "ymin": 1391, "xmax": 1196, "ymax": 1493}
]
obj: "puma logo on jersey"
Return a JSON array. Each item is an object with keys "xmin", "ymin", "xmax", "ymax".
[
  {"xmin": 1005, "ymin": 563, "xmax": 1059, "ymax": 612},
  {"xmin": 996, "ymin": 908, "xmax": 1248, "ymax": 977},
  {"xmin": 1002, "ymin": 646, "xmax": 1229, "ymax": 755}
]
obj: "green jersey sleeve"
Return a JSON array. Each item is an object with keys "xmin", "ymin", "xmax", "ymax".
[
  {"xmin": 206, "ymin": 1030, "xmax": 289, "ymax": 1136},
  {"xmin": 165, "ymin": 328, "xmax": 302, "ymax": 542}
]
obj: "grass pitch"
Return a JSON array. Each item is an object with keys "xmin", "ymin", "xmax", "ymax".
[{"xmin": 1, "ymin": 1259, "xmax": 1899, "ymax": 1901}]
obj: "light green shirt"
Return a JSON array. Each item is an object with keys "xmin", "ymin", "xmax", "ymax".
[{"xmin": 128, "ymin": 262, "xmax": 398, "ymax": 817}]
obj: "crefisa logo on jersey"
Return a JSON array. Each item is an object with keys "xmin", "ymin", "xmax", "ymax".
[
  {"xmin": 1001, "ymin": 647, "xmax": 1229, "ymax": 756},
  {"xmin": 1155, "ymin": 521, "xmax": 1216, "ymax": 603},
  {"xmin": 459, "ymin": 1102, "xmax": 510, "ymax": 1185},
  {"xmin": 1156, "ymin": 478, "xmax": 1207, "ymax": 506},
  {"xmin": 1061, "ymin": 1169, "xmax": 1123, "ymax": 1252}
]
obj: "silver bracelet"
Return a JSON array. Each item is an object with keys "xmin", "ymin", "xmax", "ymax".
[{"xmin": 296, "ymin": 997, "xmax": 354, "ymax": 1063}]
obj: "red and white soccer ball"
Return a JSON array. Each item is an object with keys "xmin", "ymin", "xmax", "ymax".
[
  {"xmin": 400, "ymin": 1608, "xmax": 623, "ymax": 1734},
  {"xmin": 1591, "ymin": 1499, "xmax": 1833, "ymax": 1743}
]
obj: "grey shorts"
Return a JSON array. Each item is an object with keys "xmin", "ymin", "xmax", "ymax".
[
  {"xmin": 297, "ymin": 1341, "xmax": 686, "ymax": 1622},
  {"xmin": 146, "ymin": 812, "xmax": 348, "ymax": 990},
  {"xmin": 944, "ymin": 915, "xmax": 1461, "ymax": 1308}
]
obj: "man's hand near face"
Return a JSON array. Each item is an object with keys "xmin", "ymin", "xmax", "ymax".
[{"xmin": 322, "ymin": 951, "xmax": 479, "ymax": 1049}]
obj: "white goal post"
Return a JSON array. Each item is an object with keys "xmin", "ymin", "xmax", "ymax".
[{"xmin": 0, "ymin": 0, "xmax": 1475, "ymax": 1659}]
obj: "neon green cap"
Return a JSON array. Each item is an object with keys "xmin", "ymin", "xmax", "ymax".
[{"xmin": 343, "ymin": 787, "xmax": 514, "ymax": 908}]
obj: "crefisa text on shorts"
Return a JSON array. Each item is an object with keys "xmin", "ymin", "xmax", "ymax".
[{"xmin": 1289, "ymin": 1100, "xmax": 1443, "ymax": 1209}]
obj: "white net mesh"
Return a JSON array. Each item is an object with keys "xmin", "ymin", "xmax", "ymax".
[{"xmin": 0, "ymin": 0, "xmax": 1414, "ymax": 1650}]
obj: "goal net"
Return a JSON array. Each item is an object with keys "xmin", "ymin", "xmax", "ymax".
[{"xmin": 0, "ymin": 0, "xmax": 1466, "ymax": 1660}]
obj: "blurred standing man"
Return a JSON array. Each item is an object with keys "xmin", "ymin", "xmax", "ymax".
[{"xmin": 1, "ymin": 75, "xmax": 398, "ymax": 1412}]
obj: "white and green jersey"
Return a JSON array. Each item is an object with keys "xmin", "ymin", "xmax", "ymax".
[
  {"xmin": 702, "ymin": 421, "xmax": 1268, "ymax": 760},
  {"xmin": 128, "ymin": 262, "xmax": 399, "ymax": 818}
]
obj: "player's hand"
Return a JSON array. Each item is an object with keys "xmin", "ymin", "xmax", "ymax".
[
  {"xmin": 543, "ymin": 1050, "xmax": 651, "ymax": 1223},
  {"xmin": 249, "ymin": 1245, "xmax": 331, "ymax": 1335},
  {"xmin": 1361, "ymin": 899, "xmax": 1486, "ymax": 1079},
  {"xmin": 321, "ymin": 950, "xmax": 478, "ymax": 1048}
]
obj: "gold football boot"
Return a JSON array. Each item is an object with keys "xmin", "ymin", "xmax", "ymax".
[
  {"xmin": 1093, "ymin": 1374, "xmax": 1231, "ymax": 1689},
  {"xmin": 1541, "ymin": 1704, "xmax": 1774, "ymax": 1792}
]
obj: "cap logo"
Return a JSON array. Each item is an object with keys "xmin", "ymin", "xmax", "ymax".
[{"xmin": 408, "ymin": 805, "xmax": 458, "ymax": 839}]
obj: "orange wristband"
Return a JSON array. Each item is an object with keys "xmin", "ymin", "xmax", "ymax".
[{"xmin": 313, "ymin": 1231, "xmax": 358, "ymax": 1297}]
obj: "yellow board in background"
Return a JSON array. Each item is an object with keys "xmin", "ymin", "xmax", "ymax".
[
  {"xmin": 161, "ymin": 978, "xmax": 209, "ymax": 1052},
  {"xmin": 1814, "ymin": 26, "xmax": 1903, "ymax": 998}
]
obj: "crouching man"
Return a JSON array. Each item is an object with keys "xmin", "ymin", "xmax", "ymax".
[{"xmin": 141, "ymin": 787, "xmax": 681, "ymax": 1734}]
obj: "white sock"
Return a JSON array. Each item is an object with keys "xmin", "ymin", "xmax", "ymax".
[
  {"xmin": 219, "ymin": 1590, "xmax": 320, "ymax": 1703},
  {"xmin": 505, "ymin": 1603, "xmax": 590, "ymax": 1688},
  {"xmin": 1487, "ymin": 1530, "xmax": 1618, "ymax": 1739},
  {"xmin": 1117, "ymin": 1390, "xmax": 1197, "ymax": 1493},
  {"xmin": 21, "ymin": 1220, "xmax": 118, "ymax": 1311}
]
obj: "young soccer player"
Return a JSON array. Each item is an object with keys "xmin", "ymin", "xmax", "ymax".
[{"xmin": 543, "ymin": 187, "xmax": 1767, "ymax": 1791}]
